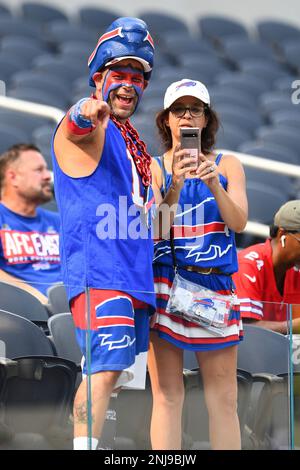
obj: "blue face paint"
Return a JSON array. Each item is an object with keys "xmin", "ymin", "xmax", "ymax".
[{"xmin": 101, "ymin": 66, "xmax": 145, "ymax": 109}]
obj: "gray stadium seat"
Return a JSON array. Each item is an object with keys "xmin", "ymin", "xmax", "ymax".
[
  {"xmin": 139, "ymin": 11, "xmax": 189, "ymax": 37},
  {"xmin": 257, "ymin": 20, "xmax": 300, "ymax": 48},
  {"xmin": 21, "ymin": 2, "xmax": 69, "ymax": 24},
  {"xmin": 47, "ymin": 284, "xmax": 70, "ymax": 315},
  {"xmin": 255, "ymin": 125, "xmax": 300, "ymax": 162},
  {"xmin": 47, "ymin": 313, "xmax": 81, "ymax": 366},
  {"xmin": 8, "ymin": 87, "xmax": 67, "ymax": 110},
  {"xmin": 216, "ymin": 105, "xmax": 264, "ymax": 135},
  {"xmin": 215, "ymin": 72, "xmax": 270, "ymax": 99},
  {"xmin": 0, "ymin": 110, "xmax": 53, "ymax": 140},
  {"xmin": 238, "ymin": 58, "xmax": 291, "ymax": 83},
  {"xmin": 0, "ymin": 282, "xmax": 49, "ymax": 329},
  {"xmin": 0, "ymin": 4, "xmax": 11, "ymax": 15},
  {"xmin": 0, "ymin": 54, "xmax": 25, "ymax": 82},
  {"xmin": 246, "ymin": 181, "xmax": 288, "ymax": 224},
  {"xmin": 1, "ymin": 35, "xmax": 49, "ymax": 64},
  {"xmin": 216, "ymin": 123, "xmax": 252, "ymax": 151},
  {"xmin": 44, "ymin": 20, "xmax": 98, "ymax": 48},
  {"xmin": 221, "ymin": 38, "xmax": 277, "ymax": 67},
  {"xmin": 78, "ymin": 7, "xmax": 119, "ymax": 32},
  {"xmin": 269, "ymin": 109, "xmax": 300, "ymax": 130},
  {"xmin": 0, "ymin": 17, "xmax": 41, "ymax": 39},
  {"xmin": 238, "ymin": 141, "xmax": 299, "ymax": 166},
  {"xmin": 0, "ymin": 124, "xmax": 29, "ymax": 154},
  {"xmin": 280, "ymin": 40, "xmax": 300, "ymax": 72},
  {"xmin": 198, "ymin": 15, "xmax": 249, "ymax": 44}
]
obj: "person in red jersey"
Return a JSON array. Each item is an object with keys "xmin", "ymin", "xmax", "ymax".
[{"xmin": 233, "ymin": 200, "xmax": 300, "ymax": 334}]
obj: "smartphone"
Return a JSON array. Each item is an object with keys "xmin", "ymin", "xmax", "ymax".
[{"xmin": 180, "ymin": 127, "xmax": 201, "ymax": 167}]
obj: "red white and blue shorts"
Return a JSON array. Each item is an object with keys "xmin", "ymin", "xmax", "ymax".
[{"xmin": 71, "ymin": 289, "xmax": 151, "ymax": 375}]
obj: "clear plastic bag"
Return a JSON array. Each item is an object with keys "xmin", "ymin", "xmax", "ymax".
[{"xmin": 166, "ymin": 272, "xmax": 235, "ymax": 336}]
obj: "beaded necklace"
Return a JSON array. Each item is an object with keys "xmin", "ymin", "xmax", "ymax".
[{"xmin": 110, "ymin": 114, "xmax": 152, "ymax": 189}]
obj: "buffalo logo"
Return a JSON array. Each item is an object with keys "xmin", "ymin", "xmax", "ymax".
[{"xmin": 176, "ymin": 81, "xmax": 197, "ymax": 91}]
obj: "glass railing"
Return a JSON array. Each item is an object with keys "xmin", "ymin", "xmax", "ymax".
[{"xmin": 0, "ymin": 279, "xmax": 299, "ymax": 451}]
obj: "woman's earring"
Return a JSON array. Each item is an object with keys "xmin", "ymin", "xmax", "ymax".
[{"xmin": 281, "ymin": 235, "xmax": 286, "ymax": 247}]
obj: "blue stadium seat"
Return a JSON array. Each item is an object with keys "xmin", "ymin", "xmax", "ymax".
[
  {"xmin": 211, "ymin": 89, "xmax": 259, "ymax": 112},
  {"xmin": 215, "ymin": 72, "xmax": 270, "ymax": 98},
  {"xmin": 269, "ymin": 109, "xmax": 300, "ymax": 130},
  {"xmin": 0, "ymin": 4, "xmax": 11, "ymax": 15},
  {"xmin": 1, "ymin": 35, "xmax": 50, "ymax": 65},
  {"xmin": 20, "ymin": 2, "xmax": 69, "ymax": 25},
  {"xmin": 139, "ymin": 11, "xmax": 189, "ymax": 37},
  {"xmin": 162, "ymin": 33, "xmax": 216, "ymax": 57},
  {"xmin": 198, "ymin": 15, "xmax": 248, "ymax": 45},
  {"xmin": 78, "ymin": 7, "xmax": 119, "ymax": 32},
  {"xmin": 257, "ymin": 20, "xmax": 300, "ymax": 48},
  {"xmin": 8, "ymin": 87, "xmax": 68, "ymax": 110},
  {"xmin": 9, "ymin": 75, "xmax": 70, "ymax": 105},
  {"xmin": 280, "ymin": 39, "xmax": 300, "ymax": 72},
  {"xmin": 221, "ymin": 37, "xmax": 277, "ymax": 67},
  {"xmin": 0, "ymin": 110, "xmax": 53, "ymax": 138},
  {"xmin": 238, "ymin": 141, "xmax": 299, "ymax": 166},
  {"xmin": 0, "ymin": 17, "xmax": 41, "ymax": 39},
  {"xmin": 0, "ymin": 54, "xmax": 26, "ymax": 82},
  {"xmin": 238, "ymin": 58, "xmax": 291, "ymax": 83},
  {"xmin": 246, "ymin": 181, "xmax": 289, "ymax": 224},
  {"xmin": 216, "ymin": 123, "xmax": 252, "ymax": 151},
  {"xmin": 44, "ymin": 20, "xmax": 97, "ymax": 48},
  {"xmin": 255, "ymin": 125, "xmax": 300, "ymax": 162},
  {"xmin": 259, "ymin": 90, "xmax": 297, "ymax": 116},
  {"xmin": 0, "ymin": 124, "xmax": 29, "ymax": 153},
  {"xmin": 216, "ymin": 105, "xmax": 263, "ymax": 135}
]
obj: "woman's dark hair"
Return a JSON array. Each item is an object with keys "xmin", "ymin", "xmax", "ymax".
[{"xmin": 156, "ymin": 105, "xmax": 220, "ymax": 155}]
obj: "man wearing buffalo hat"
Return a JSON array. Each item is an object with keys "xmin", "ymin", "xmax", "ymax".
[
  {"xmin": 233, "ymin": 200, "xmax": 300, "ymax": 334},
  {"xmin": 51, "ymin": 17, "xmax": 185, "ymax": 450}
]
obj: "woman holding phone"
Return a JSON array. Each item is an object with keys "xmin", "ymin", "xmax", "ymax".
[{"xmin": 148, "ymin": 78, "xmax": 248, "ymax": 450}]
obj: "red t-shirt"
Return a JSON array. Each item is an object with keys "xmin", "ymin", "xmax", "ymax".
[{"xmin": 233, "ymin": 239, "xmax": 300, "ymax": 321}]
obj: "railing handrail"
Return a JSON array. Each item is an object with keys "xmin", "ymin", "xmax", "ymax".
[{"xmin": 1, "ymin": 95, "xmax": 297, "ymax": 239}]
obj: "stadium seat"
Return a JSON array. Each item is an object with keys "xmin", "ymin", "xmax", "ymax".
[
  {"xmin": 161, "ymin": 33, "xmax": 215, "ymax": 57},
  {"xmin": 32, "ymin": 124, "xmax": 56, "ymax": 160},
  {"xmin": 273, "ymin": 74, "xmax": 299, "ymax": 93},
  {"xmin": 138, "ymin": 11, "xmax": 189, "ymax": 37},
  {"xmin": 210, "ymin": 89, "xmax": 257, "ymax": 111},
  {"xmin": 0, "ymin": 35, "xmax": 49, "ymax": 64},
  {"xmin": 0, "ymin": 309, "xmax": 53, "ymax": 358},
  {"xmin": 216, "ymin": 123, "xmax": 252, "ymax": 151},
  {"xmin": 221, "ymin": 37, "xmax": 277, "ymax": 67},
  {"xmin": 269, "ymin": 109, "xmax": 300, "ymax": 131},
  {"xmin": 20, "ymin": 2, "xmax": 68, "ymax": 25},
  {"xmin": 8, "ymin": 87, "xmax": 67, "ymax": 110},
  {"xmin": 258, "ymin": 91, "xmax": 298, "ymax": 118},
  {"xmin": 78, "ymin": 7, "xmax": 119, "ymax": 32},
  {"xmin": 238, "ymin": 141, "xmax": 300, "ymax": 166},
  {"xmin": 0, "ymin": 110, "xmax": 53, "ymax": 142},
  {"xmin": 182, "ymin": 368, "xmax": 253, "ymax": 449},
  {"xmin": 257, "ymin": 20, "xmax": 300, "ymax": 49},
  {"xmin": 8, "ymin": 75, "xmax": 70, "ymax": 106},
  {"xmin": 33, "ymin": 53, "xmax": 86, "ymax": 83},
  {"xmin": 198, "ymin": 15, "xmax": 248, "ymax": 45},
  {"xmin": 0, "ymin": 54, "xmax": 25, "ymax": 82},
  {"xmin": 238, "ymin": 58, "xmax": 291, "ymax": 83},
  {"xmin": 0, "ymin": 124, "xmax": 29, "ymax": 154},
  {"xmin": 280, "ymin": 40, "xmax": 300, "ymax": 72},
  {"xmin": 244, "ymin": 167, "xmax": 293, "ymax": 198},
  {"xmin": 47, "ymin": 284, "xmax": 70, "ymax": 315},
  {"xmin": 44, "ymin": 20, "xmax": 97, "ymax": 49},
  {"xmin": 246, "ymin": 181, "xmax": 288, "ymax": 224},
  {"xmin": 0, "ymin": 4, "xmax": 11, "ymax": 15},
  {"xmin": 47, "ymin": 312, "xmax": 81, "ymax": 366},
  {"xmin": 215, "ymin": 72, "xmax": 270, "ymax": 99},
  {"xmin": 255, "ymin": 126, "xmax": 300, "ymax": 162},
  {"xmin": 0, "ymin": 282, "xmax": 49, "ymax": 331},
  {"xmin": 0, "ymin": 17, "xmax": 41, "ymax": 39},
  {"xmin": 216, "ymin": 105, "xmax": 264, "ymax": 135}
]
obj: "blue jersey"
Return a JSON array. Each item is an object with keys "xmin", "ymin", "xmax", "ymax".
[
  {"xmin": 0, "ymin": 203, "xmax": 61, "ymax": 295},
  {"xmin": 51, "ymin": 118, "xmax": 156, "ymax": 308},
  {"xmin": 154, "ymin": 154, "xmax": 238, "ymax": 274}
]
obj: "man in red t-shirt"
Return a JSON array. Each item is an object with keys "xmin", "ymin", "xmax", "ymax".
[{"xmin": 233, "ymin": 200, "xmax": 300, "ymax": 334}]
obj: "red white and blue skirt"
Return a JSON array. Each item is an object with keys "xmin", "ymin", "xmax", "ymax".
[{"xmin": 152, "ymin": 264, "xmax": 243, "ymax": 351}]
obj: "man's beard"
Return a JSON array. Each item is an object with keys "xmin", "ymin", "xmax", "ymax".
[{"xmin": 26, "ymin": 186, "xmax": 53, "ymax": 205}]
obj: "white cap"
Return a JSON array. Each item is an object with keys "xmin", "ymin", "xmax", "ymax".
[
  {"xmin": 105, "ymin": 55, "xmax": 152, "ymax": 72},
  {"xmin": 164, "ymin": 78, "xmax": 210, "ymax": 109}
]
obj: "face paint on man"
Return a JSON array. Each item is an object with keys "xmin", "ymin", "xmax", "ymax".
[{"xmin": 101, "ymin": 66, "xmax": 145, "ymax": 110}]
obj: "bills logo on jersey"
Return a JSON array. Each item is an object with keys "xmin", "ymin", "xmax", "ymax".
[{"xmin": 0, "ymin": 229, "xmax": 60, "ymax": 264}]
